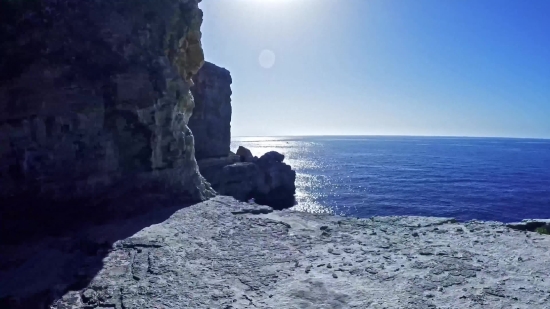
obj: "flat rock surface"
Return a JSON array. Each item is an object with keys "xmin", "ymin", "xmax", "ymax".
[{"xmin": 31, "ymin": 197, "xmax": 550, "ymax": 308}]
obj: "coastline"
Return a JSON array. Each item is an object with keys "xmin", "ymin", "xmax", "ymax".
[{"xmin": 3, "ymin": 196, "xmax": 549, "ymax": 308}]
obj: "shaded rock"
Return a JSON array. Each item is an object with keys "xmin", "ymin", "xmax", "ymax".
[
  {"xmin": 189, "ymin": 62, "xmax": 232, "ymax": 160},
  {"xmin": 236, "ymin": 146, "xmax": 254, "ymax": 162},
  {"xmin": 218, "ymin": 162, "xmax": 261, "ymax": 201},
  {"xmin": 259, "ymin": 151, "xmax": 285, "ymax": 163},
  {"xmin": 0, "ymin": 0, "xmax": 214, "ymax": 243},
  {"xmin": 202, "ymin": 150, "xmax": 296, "ymax": 208},
  {"xmin": 196, "ymin": 153, "xmax": 241, "ymax": 189},
  {"xmin": 254, "ymin": 153, "xmax": 296, "ymax": 208}
]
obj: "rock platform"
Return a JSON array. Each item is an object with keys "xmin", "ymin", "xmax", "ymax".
[{"xmin": 3, "ymin": 196, "xmax": 546, "ymax": 308}]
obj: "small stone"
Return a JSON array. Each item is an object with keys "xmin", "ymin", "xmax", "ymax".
[
  {"xmin": 81, "ymin": 289, "xmax": 97, "ymax": 304},
  {"xmin": 412, "ymin": 232, "xmax": 419, "ymax": 237},
  {"xmin": 327, "ymin": 263, "xmax": 333, "ymax": 269},
  {"xmin": 305, "ymin": 265, "xmax": 312, "ymax": 274},
  {"xmin": 332, "ymin": 273, "xmax": 338, "ymax": 278}
]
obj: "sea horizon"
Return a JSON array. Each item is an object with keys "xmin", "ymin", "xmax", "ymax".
[
  {"xmin": 232, "ymin": 135, "xmax": 550, "ymax": 141},
  {"xmin": 232, "ymin": 136, "xmax": 550, "ymax": 223}
]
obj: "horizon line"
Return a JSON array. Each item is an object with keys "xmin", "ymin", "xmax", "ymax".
[{"xmin": 231, "ymin": 134, "xmax": 550, "ymax": 140}]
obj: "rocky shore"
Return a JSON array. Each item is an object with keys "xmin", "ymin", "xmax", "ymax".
[
  {"xmin": 2, "ymin": 1, "xmax": 550, "ymax": 308},
  {"xmin": 2, "ymin": 196, "xmax": 549, "ymax": 308}
]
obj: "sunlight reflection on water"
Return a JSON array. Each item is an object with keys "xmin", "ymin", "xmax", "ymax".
[{"xmin": 233, "ymin": 136, "xmax": 550, "ymax": 222}]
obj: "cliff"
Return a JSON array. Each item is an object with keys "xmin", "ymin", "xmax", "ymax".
[
  {"xmin": 0, "ymin": 0, "xmax": 214, "ymax": 241},
  {"xmin": 189, "ymin": 61, "xmax": 233, "ymax": 160},
  {"xmin": 189, "ymin": 62, "xmax": 296, "ymax": 208}
]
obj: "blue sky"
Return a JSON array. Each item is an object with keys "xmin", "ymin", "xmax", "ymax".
[{"xmin": 200, "ymin": 0, "xmax": 550, "ymax": 138}]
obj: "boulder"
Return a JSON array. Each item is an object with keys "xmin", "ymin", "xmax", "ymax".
[
  {"xmin": 218, "ymin": 163, "xmax": 261, "ymax": 201},
  {"xmin": 206, "ymin": 150, "xmax": 296, "ymax": 209},
  {"xmin": 236, "ymin": 146, "xmax": 254, "ymax": 162},
  {"xmin": 259, "ymin": 151, "xmax": 285, "ymax": 163},
  {"xmin": 255, "ymin": 157, "xmax": 296, "ymax": 208}
]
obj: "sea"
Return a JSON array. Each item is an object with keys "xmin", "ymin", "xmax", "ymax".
[{"xmin": 231, "ymin": 136, "xmax": 550, "ymax": 223}]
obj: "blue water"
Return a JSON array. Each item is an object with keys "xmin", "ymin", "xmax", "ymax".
[{"xmin": 231, "ymin": 136, "xmax": 550, "ymax": 222}]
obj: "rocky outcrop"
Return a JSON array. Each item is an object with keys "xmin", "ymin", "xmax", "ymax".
[
  {"xmin": 187, "ymin": 62, "xmax": 296, "ymax": 207},
  {"xmin": 4, "ymin": 196, "xmax": 548, "ymax": 309},
  {"xmin": 236, "ymin": 145, "xmax": 254, "ymax": 162},
  {"xmin": 189, "ymin": 61, "xmax": 232, "ymax": 160},
  {"xmin": 201, "ymin": 149, "xmax": 297, "ymax": 209},
  {"xmin": 0, "ymin": 0, "xmax": 214, "ymax": 242}
]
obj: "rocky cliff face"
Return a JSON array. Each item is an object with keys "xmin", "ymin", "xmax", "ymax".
[
  {"xmin": 189, "ymin": 61, "xmax": 232, "ymax": 160},
  {"xmin": 0, "ymin": 0, "xmax": 214, "ymax": 241},
  {"xmin": 188, "ymin": 63, "xmax": 296, "ymax": 208}
]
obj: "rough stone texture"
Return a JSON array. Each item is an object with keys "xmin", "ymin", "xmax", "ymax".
[
  {"xmin": 203, "ymin": 150, "xmax": 296, "ymax": 208},
  {"xmin": 253, "ymin": 151, "xmax": 296, "ymax": 207},
  {"xmin": 218, "ymin": 162, "xmax": 262, "ymax": 201},
  {"xmin": 4, "ymin": 196, "xmax": 542, "ymax": 309},
  {"xmin": 189, "ymin": 61, "xmax": 232, "ymax": 160},
  {"xmin": 507, "ymin": 219, "xmax": 550, "ymax": 232},
  {"xmin": 0, "ymin": 0, "xmax": 214, "ymax": 241}
]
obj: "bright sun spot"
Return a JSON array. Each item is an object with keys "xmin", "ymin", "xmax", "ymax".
[{"xmin": 259, "ymin": 49, "xmax": 276, "ymax": 69}]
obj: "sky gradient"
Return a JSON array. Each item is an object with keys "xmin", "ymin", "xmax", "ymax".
[{"xmin": 200, "ymin": 0, "xmax": 550, "ymax": 138}]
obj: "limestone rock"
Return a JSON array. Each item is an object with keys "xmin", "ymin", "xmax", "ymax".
[
  {"xmin": 255, "ymin": 153, "xmax": 296, "ymax": 208},
  {"xmin": 259, "ymin": 151, "xmax": 285, "ymax": 163},
  {"xmin": 5, "ymin": 196, "xmax": 541, "ymax": 309},
  {"xmin": 236, "ymin": 145, "xmax": 254, "ymax": 162},
  {"xmin": 201, "ymin": 149, "xmax": 296, "ymax": 208},
  {"xmin": 218, "ymin": 163, "xmax": 262, "ymax": 201},
  {"xmin": 189, "ymin": 62, "xmax": 232, "ymax": 160},
  {"xmin": 0, "ymin": 0, "xmax": 214, "ymax": 242}
]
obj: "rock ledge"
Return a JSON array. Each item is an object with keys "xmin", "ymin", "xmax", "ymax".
[{"xmin": 3, "ymin": 196, "xmax": 548, "ymax": 309}]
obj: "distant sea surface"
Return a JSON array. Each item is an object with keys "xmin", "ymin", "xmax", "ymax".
[{"xmin": 231, "ymin": 136, "xmax": 550, "ymax": 222}]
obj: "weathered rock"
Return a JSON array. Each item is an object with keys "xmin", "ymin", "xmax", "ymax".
[
  {"xmin": 259, "ymin": 151, "xmax": 285, "ymax": 163},
  {"xmin": 507, "ymin": 219, "xmax": 550, "ymax": 232},
  {"xmin": 196, "ymin": 152, "xmax": 241, "ymax": 188},
  {"xmin": 218, "ymin": 163, "xmax": 261, "ymax": 201},
  {"xmin": 236, "ymin": 146, "xmax": 254, "ymax": 162},
  {"xmin": 2, "ymin": 196, "xmax": 545, "ymax": 309},
  {"xmin": 201, "ymin": 150, "xmax": 296, "ymax": 208},
  {"xmin": 0, "ymin": 0, "xmax": 214, "ymax": 242},
  {"xmin": 189, "ymin": 62, "xmax": 232, "ymax": 160},
  {"xmin": 254, "ymin": 154, "xmax": 296, "ymax": 208}
]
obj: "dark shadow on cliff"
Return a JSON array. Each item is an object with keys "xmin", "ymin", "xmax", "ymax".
[{"xmin": 0, "ymin": 192, "xmax": 196, "ymax": 309}]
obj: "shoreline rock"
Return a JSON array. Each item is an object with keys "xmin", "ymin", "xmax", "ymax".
[
  {"xmin": 203, "ymin": 148, "xmax": 297, "ymax": 209},
  {"xmin": 3, "ymin": 196, "xmax": 548, "ymax": 309},
  {"xmin": 187, "ymin": 62, "xmax": 297, "ymax": 208}
]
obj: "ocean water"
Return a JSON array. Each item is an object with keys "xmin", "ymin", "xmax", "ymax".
[{"xmin": 231, "ymin": 136, "xmax": 550, "ymax": 222}]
